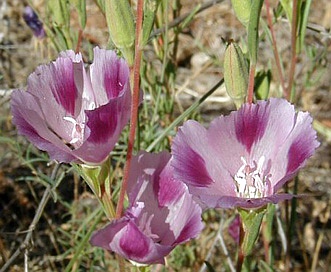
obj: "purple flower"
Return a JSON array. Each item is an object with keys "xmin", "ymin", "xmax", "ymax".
[
  {"xmin": 90, "ymin": 151, "xmax": 203, "ymax": 265},
  {"xmin": 171, "ymin": 98, "xmax": 319, "ymax": 209},
  {"xmin": 11, "ymin": 47, "xmax": 131, "ymax": 164},
  {"xmin": 23, "ymin": 6, "xmax": 46, "ymax": 39}
]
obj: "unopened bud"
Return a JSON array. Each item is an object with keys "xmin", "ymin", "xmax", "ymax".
[
  {"xmin": 224, "ymin": 41, "xmax": 248, "ymax": 109},
  {"xmin": 105, "ymin": 0, "xmax": 135, "ymax": 65}
]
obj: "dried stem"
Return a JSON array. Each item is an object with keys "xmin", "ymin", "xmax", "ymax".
[
  {"xmin": 0, "ymin": 163, "xmax": 61, "ymax": 272},
  {"xmin": 115, "ymin": 0, "xmax": 144, "ymax": 219},
  {"xmin": 265, "ymin": 0, "xmax": 287, "ymax": 97}
]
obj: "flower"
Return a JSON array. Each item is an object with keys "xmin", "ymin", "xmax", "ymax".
[
  {"xmin": 90, "ymin": 151, "xmax": 203, "ymax": 265},
  {"xmin": 11, "ymin": 47, "xmax": 131, "ymax": 164},
  {"xmin": 23, "ymin": 6, "xmax": 46, "ymax": 39},
  {"xmin": 171, "ymin": 98, "xmax": 319, "ymax": 209}
]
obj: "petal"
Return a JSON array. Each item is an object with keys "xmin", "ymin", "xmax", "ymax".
[
  {"xmin": 158, "ymin": 161, "xmax": 186, "ymax": 206},
  {"xmin": 28, "ymin": 54, "xmax": 78, "ymax": 116},
  {"xmin": 72, "ymin": 84, "xmax": 131, "ymax": 164},
  {"xmin": 11, "ymin": 90, "xmax": 76, "ymax": 162},
  {"xmin": 26, "ymin": 54, "xmax": 83, "ymax": 143},
  {"xmin": 90, "ymin": 47, "xmax": 130, "ymax": 105},
  {"xmin": 172, "ymin": 120, "xmax": 214, "ymax": 187},
  {"xmin": 234, "ymin": 100, "xmax": 270, "ymax": 153},
  {"xmin": 91, "ymin": 218, "xmax": 172, "ymax": 265},
  {"xmin": 127, "ymin": 151, "xmax": 171, "ymax": 204},
  {"xmin": 248, "ymin": 99, "xmax": 297, "ymax": 170},
  {"xmin": 90, "ymin": 218, "xmax": 128, "ymax": 250},
  {"xmin": 272, "ymin": 111, "xmax": 319, "ymax": 191},
  {"xmin": 118, "ymin": 221, "xmax": 151, "ymax": 260},
  {"xmin": 172, "ymin": 120, "xmax": 240, "ymax": 207},
  {"xmin": 208, "ymin": 113, "xmax": 248, "ymax": 181},
  {"xmin": 158, "ymin": 163, "xmax": 204, "ymax": 244},
  {"xmin": 211, "ymin": 194, "xmax": 294, "ymax": 209},
  {"xmin": 170, "ymin": 192, "xmax": 204, "ymax": 244},
  {"xmin": 127, "ymin": 151, "xmax": 172, "ymax": 241}
]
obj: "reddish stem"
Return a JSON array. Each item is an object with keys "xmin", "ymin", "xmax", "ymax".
[
  {"xmin": 115, "ymin": 0, "xmax": 144, "ymax": 219},
  {"xmin": 236, "ymin": 220, "xmax": 245, "ymax": 272},
  {"xmin": 75, "ymin": 29, "xmax": 83, "ymax": 53},
  {"xmin": 265, "ymin": 0, "xmax": 287, "ymax": 97},
  {"xmin": 247, "ymin": 64, "xmax": 256, "ymax": 104}
]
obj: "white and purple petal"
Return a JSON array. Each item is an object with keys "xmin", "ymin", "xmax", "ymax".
[
  {"xmin": 11, "ymin": 47, "xmax": 131, "ymax": 164},
  {"xmin": 11, "ymin": 91, "xmax": 76, "ymax": 162}
]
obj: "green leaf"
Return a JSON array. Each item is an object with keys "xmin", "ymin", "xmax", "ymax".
[
  {"xmin": 73, "ymin": 0, "xmax": 87, "ymax": 29},
  {"xmin": 297, "ymin": 0, "xmax": 312, "ymax": 53},
  {"xmin": 77, "ymin": 159, "xmax": 115, "ymax": 219},
  {"xmin": 239, "ymin": 207, "xmax": 266, "ymax": 256},
  {"xmin": 247, "ymin": 0, "xmax": 264, "ymax": 65},
  {"xmin": 279, "ymin": 0, "xmax": 292, "ymax": 23},
  {"xmin": 142, "ymin": 0, "xmax": 160, "ymax": 45},
  {"xmin": 47, "ymin": 0, "xmax": 70, "ymax": 27},
  {"xmin": 105, "ymin": 0, "xmax": 135, "ymax": 65},
  {"xmin": 231, "ymin": 0, "xmax": 252, "ymax": 27},
  {"xmin": 47, "ymin": 0, "xmax": 72, "ymax": 49},
  {"xmin": 254, "ymin": 69, "xmax": 271, "ymax": 100}
]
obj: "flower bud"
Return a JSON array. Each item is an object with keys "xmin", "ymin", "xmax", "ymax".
[
  {"xmin": 105, "ymin": 0, "xmax": 135, "ymax": 65},
  {"xmin": 223, "ymin": 41, "xmax": 248, "ymax": 109}
]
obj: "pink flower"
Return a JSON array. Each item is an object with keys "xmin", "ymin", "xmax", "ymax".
[
  {"xmin": 171, "ymin": 98, "xmax": 319, "ymax": 209},
  {"xmin": 90, "ymin": 151, "xmax": 203, "ymax": 265},
  {"xmin": 11, "ymin": 47, "xmax": 131, "ymax": 164}
]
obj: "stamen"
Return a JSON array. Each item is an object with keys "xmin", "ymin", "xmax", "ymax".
[
  {"xmin": 63, "ymin": 116, "xmax": 85, "ymax": 146},
  {"xmin": 138, "ymin": 212, "xmax": 159, "ymax": 241},
  {"xmin": 234, "ymin": 156, "xmax": 269, "ymax": 198}
]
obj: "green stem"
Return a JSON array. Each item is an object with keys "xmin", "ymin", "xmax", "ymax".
[{"xmin": 287, "ymin": 0, "xmax": 299, "ymax": 102}]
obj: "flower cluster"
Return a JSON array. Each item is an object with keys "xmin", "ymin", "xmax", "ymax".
[{"xmin": 11, "ymin": 47, "xmax": 319, "ymax": 266}]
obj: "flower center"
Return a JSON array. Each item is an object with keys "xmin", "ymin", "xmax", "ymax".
[
  {"xmin": 138, "ymin": 212, "xmax": 159, "ymax": 241},
  {"xmin": 63, "ymin": 116, "xmax": 85, "ymax": 147},
  {"xmin": 130, "ymin": 201, "xmax": 159, "ymax": 241},
  {"xmin": 234, "ymin": 156, "xmax": 269, "ymax": 198}
]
